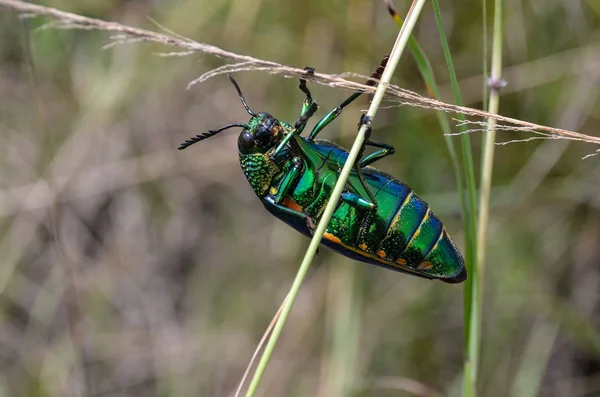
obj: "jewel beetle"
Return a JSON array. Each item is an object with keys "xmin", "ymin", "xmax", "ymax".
[{"xmin": 179, "ymin": 57, "xmax": 466, "ymax": 283}]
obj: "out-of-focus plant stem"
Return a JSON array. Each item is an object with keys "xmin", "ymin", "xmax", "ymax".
[
  {"xmin": 473, "ymin": 0, "xmax": 503, "ymax": 394},
  {"xmin": 430, "ymin": 1, "xmax": 479, "ymax": 396}
]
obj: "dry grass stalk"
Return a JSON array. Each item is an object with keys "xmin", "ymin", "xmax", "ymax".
[{"xmin": 1, "ymin": 0, "xmax": 599, "ymax": 148}]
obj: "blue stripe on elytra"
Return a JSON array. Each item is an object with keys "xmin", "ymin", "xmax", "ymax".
[
  {"xmin": 420, "ymin": 212, "xmax": 444, "ymax": 258},
  {"xmin": 402, "ymin": 194, "xmax": 428, "ymax": 248},
  {"xmin": 382, "ymin": 182, "xmax": 412, "ymax": 236}
]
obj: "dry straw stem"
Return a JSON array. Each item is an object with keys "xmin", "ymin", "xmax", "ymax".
[
  {"xmin": 233, "ymin": 295, "xmax": 287, "ymax": 397},
  {"xmin": 1, "ymin": 0, "xmax": 599, "ymax": 149}
]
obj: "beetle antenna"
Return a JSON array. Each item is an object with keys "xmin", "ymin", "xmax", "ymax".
[
  {"xmin": 178, "ymin": 123, "xmax": 249, "ymax": 150},
  {"xmin": 227, "ymin": 74, "xmax": 257, "ymax": 117}
]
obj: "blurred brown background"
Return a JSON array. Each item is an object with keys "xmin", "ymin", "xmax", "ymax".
[{"xmin": 1, "ymin": 0, "xmax": 600, "ymax": 396}]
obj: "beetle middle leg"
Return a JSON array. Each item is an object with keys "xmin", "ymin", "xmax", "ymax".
[
  {"xmin": 340, "ymin": 192, "xmax": 376, "ymax": 211},
  {"xmin": 307, "ymin": 55, "xmax": 389, "ymax": 142},
  {"xmin": 345, "ymin": 114, "xmax": 380, "ymax": 212},
  {"xmin": 359, "ymin": 140, "xmax": 395, "ymax": 167}
]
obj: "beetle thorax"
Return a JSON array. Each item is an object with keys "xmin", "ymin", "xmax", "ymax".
[{"xmin": 239, "ymin": 153, "xmax": 281, "ymax": 197}]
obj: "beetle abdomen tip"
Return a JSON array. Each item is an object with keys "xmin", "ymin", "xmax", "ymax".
[{"xmin": 442, "ymin": 266, "xmax": 467, "ymax": 283}]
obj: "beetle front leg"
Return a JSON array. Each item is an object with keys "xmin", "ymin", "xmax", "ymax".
[
  {"xmin": 265, "ymin": 157, "xmax": 317, "ymax": 233},
  {"xmin": 298, "ymin": 67, "xmax": 314, "ymax": 105},
  {"xmin": 270, "ymin": 157, "xmax": 303, "ymax": 203},
  {"xmin": 295, "ymin": 67, "xmax": 319, "ymax": 135}
]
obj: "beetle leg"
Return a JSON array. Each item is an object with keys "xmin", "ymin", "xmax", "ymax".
[
  {"xmin": 307, "ymin": 106, "xmax": 343, "ymax": 141},
  {"xmin": 298, "ymin": 67, "xmax": 314, "ymax": 103},
  {"xmin": 350, "ymin": 115, "xmax": 379, "ymax": 212},
  {"xmin": 270, "ymin": 157, "xmax": 303, "ymax": 203},
  {"xmin": 295, "ymin": 67, "xmax": 319, "ymax": 135},
  {"xmin": 263, "ymin": 196, "xmax": 317, "ymax": 235},
  {"xmin": 307, "ymin": 55, "xmax": 389, "ymax": 142},
  {"xmin": 359, "ymin": 140, "xmax": 395, "ymax": 167},
  {"xmin": 294, "ymin": 102, "xmax": 319, "ymax": 134},
  {"xmin": 307, "ymin": 89, "xmax": 364, "ymax": 141},
  {"xmin": 340, "ymin": 192, "xmax": 376, "ymax": 211},
  {"xmin": 351, "ymin": 163, "xmax": 379, "ymax": 213},
  {"xmin": 267, "ymin": 156, "xmax": 319, "ymax": 234}
]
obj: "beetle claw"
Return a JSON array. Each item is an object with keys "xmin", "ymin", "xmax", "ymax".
[
  {"xmin": 306, "ymin": 216, "xmax": 317, "ymax": 233},
  {"xmin": 305, "ymin": 217, "xmax": 320, "ymax": 255}
]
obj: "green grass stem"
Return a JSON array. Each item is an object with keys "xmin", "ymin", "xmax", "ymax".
[
  {"xmin": 243, "ymin": 1, "xmax": 428, "ymax": 395},
  {"xmin": 387, "ymin": 1, "xmax": 484, "ymax": 394},
  {"xmin": 383, "ymin": 0, "xmax": 469, "ymax": 268},
  {"xmin": 478, "ymin": 0, "xmax": 504, "ymax": 278},
  {"xmin": 473, "ymin": 1, "xmax": 504, "ymax": 395},
  {"xmin": 482, "ymin": 0, "xmax": 489, "ymax": 110},
  {"xmin": 429, "ymin": 1, "xmax": 479, "ymax": 396}
]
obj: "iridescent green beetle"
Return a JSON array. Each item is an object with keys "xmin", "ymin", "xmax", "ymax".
[{"xmin": 179, "ymin": 57, "xmax": 466, "ymax": 283}]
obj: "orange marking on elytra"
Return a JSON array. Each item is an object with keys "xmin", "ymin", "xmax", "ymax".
[
  {"xmin": 359, "ymin": 243, "xmax": 368, "ymax": 251},
  {"xmin": 282, "ymin": 197, "xmax": 303, "ymax": 212},
  {"xmin": 323, "ymin": 232, "xmax": 341, "ymax": 244},
  {"xmin": 376, "ymin": 250, "xmax": 387, "ymax": 258},
  {"xmin": 317, "ymin": 232, "xmax": 424, "ymax": 277},
  {"xmin": 417, "ymin": 261, "xmax": 433, "ymax": 270}
]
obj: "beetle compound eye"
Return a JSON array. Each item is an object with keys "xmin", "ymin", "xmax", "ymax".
[
  {"xmin": 255, "ymin": 126, "xmax": 271, "ymax": 146},
  {"xmin": 238, "ymin": 131, "xmax": 255, "ymax": 152}
]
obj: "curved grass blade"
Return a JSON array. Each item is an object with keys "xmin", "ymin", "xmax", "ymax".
[{"xmin": 429, "ymin": 1, "xmax": 480, "ymax": 395}]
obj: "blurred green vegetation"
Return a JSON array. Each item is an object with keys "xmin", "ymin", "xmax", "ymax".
[{"xmin": 1, "ymin": 1, "xmax": 600, "ymax": 396}]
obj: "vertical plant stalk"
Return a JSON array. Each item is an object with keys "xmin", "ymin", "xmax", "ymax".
[
  {"xmin": 478, "ymin": 0, "xmax": 504, "ymax": 278},
  {"xmin": 244, "ymin": 1, "xmax": 428, "ymax": 395},
  {"xmin": 481, "ymin": 0, "xmax": 489, "ymax": 111},
  {"xmin": 382, "ymin": 14, "xmax": 478, "ymax": 392},
  {"xmin": 429, "ymin": 1, "xmax": 478, "ymax": 396},
  {"xmin": 474, "ymin": 0, "xmax": 503, "ymax": 392},
  {"xmin": 383, "ymin": 0, "xmax": 469, "ymax": 284}
]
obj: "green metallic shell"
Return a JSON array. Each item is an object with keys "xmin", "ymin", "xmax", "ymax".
[
  {"xmin": 236, "ymin": 114, "xmax": 465, "ymax": 282},
  {"xmin": 239, "ymin": 153, "xmax": 281, "ymax": 196},
  {"xmin": 180, "ymin": 71, "xmax": 465, "ymax": 282},
  {"xmin": 243, "ymin": 134, "xmax": 465, "ymax": 282}
]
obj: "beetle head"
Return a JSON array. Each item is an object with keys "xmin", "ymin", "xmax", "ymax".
[
  {"xmin": 177, "ymin": 75, "xmax": 284, "ymax": 153},
  {"xmin": 237, "ymin": 112, "xmax": 284, "ymax": 155}
]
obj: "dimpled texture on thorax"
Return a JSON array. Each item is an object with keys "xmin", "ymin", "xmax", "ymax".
[{"xmin": 239, "ymin": 153, "xmax": 280, "ymax": 197}]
